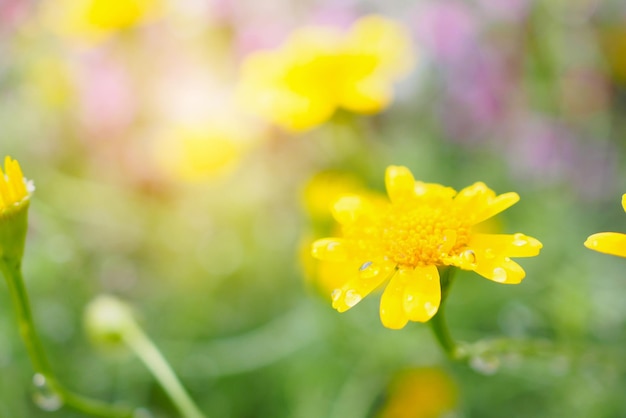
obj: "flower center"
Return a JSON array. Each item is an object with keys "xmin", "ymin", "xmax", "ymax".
[{"xmin": 381, "ymin": 203, "xmax": 470, "ymax": 267}]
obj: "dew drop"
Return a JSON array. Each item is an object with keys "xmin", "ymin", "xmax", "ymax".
[
  {"xmin": 460, "ymin": 250, "xmax": 477, "ymax": 266},
  {"xmin": 331, "ymin": 289, "xmax": 342, "ymax": 302},
  {"xmin": 424, "ymin": 302, "xmax": 438, "ymax": 317},
  {"xmin": 359, "ymin": 261, "xmax": 380, "ymax": 279},
  {"xmin": 492, "ymin": 267, "xmax": 507, "ymax": 283},
  {"xmin": 327, "ymin": 241, "xmax": 339, "ymax": 251},
  {"xmin": 344, "ymin": 290, "xmax": 362, "ymax": 308},
  {"xmin": 587, "ymin": 239, "xmax": 598, "ymax": 248},
  {"xmin": 484, "ymin": 248, "xmax": 495, "ymax": 259},
  {"xmin": 359, "ymin": 261, "xmax": 372, "ymax": 271},
  {"xmin": 406, "ymin": 294, "xmax": 414, "ymax": 302},
  {"xmin": 512, "ymin": 233, "xmax": 528, "ymax": 246},
  {"xmin": 32, "ymin": 374, "xmax": 63, "ymax": 411},
  {"xmin": 470, "ymin": 354, "xmax": 500, "ymax": 375}
]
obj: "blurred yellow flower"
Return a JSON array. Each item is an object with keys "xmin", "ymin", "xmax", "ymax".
[
  {"xmin": 237, "ymin": 15, "xmax": 414, "ymax": 132},
  {"xmin": 40, "ymin": 0, "xmax": 163, "ymax": 42},
  {"xmin": 584, "ymin": 194, "xmax": 626, "ymax": 257},
  {"xmin": 153, "ymin": 123, "xmax": 251, "ymax": 182},
  {"xmin": 0, "ymin": 157, "xmax": 32, "ymax": 262},
  {"xmin": 24, "ymin": 54, "xmax": 74, "ymax": 109},
  {"xmin": 377, "ymin": 367, "xmax": 457, "ymax": 418},
  {"xmin": 311, "ymin": 165, "xmax": 542, "ymax": 329}
]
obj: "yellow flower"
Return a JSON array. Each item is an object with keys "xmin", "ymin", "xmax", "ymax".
[
  {"xmin": 153, "ymin": 123, "xmax": 250, "ymax": 182},
  {"xmin": 0, "ymin": 157, "xmax": 30, "ymax": 217},
  {"xmin": 0, "ymin": 157, "xmax": 32, "ymax": 263},
  {"xmin": 237, "ymin": 15, "xmax": 414, "ymax": 132},
  {"xmin": 376, "ymin": 367, "xmax": 457, "ymax": 418},
  {"xmin": 311, "ymin": 166, "xmax": 542, "ymax": 329},
  {"xmin": 40, "ymin": 0, "xmax": 163, "ymax": 43},
  {"xmin": 584, "ymin": 194, "xmax": 626, "ymax": 257}
]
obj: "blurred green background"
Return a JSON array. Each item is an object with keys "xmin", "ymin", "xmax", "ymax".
[{"xmin": 2, "ymin": 0, "xmax": 626, "ymax": 417}]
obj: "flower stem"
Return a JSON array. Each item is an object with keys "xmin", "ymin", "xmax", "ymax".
[
  {"xmin": 0, "ymin": 258, "xmax": 134, "ymax": 418},
  {"xmin": 122, "ymin": 326, "xmax": 206, "ymax": 418},
  {"xmin": 429, "ymin": 267, "xmax": 464, "ymax": 360}
]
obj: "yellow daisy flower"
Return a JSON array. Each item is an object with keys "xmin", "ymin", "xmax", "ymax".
[
  {"xmin": 237, "ymin": 15, "xmax": 414, "ymax": 132},
  {"xmin": 584, "ymin": 194, "xmax": 626, "ymax": 257},
  {"xmin": 311, "ymin": 166, "xmax": 542, "ymax": 329}
]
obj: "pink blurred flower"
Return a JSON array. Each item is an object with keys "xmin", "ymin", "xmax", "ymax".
[
  {"xmin": 413, "ymin": 0, "xmax": 478, "ymax": 63},
  {"xmin": 439, "ymin": 51, "xmax": 512, "ymax": 140},
  {"xmin": 75, "ymin": 49, "xmax": 137, "ymax": 139},
  {"xmin": 0, "ymin": 0, "xmax": 31, "ymax": 35},
  {"xmin": 506, "ymin": 116, "xmax": 616, "ymax": 199}
]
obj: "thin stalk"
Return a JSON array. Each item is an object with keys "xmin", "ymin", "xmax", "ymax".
[
  {"xmin": 123, "ymin": 326, "xmax": 206, "ymax": 418},
  {"xmin": 429, "ymin": 267, "xmax": 464, "ymax": 361},
  {"xmin": 0, "ymin": 259, "xmax": 134, "ymax": 418}
]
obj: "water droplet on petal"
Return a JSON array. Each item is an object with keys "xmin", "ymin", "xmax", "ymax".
[
  {"xmin": 359, "ymin": 261, "xmax": 380, "ymax": 279},
  {"xmin": 359, "ymin": 261, "xmax": 372, "ymax": 271},
  {"xmin": 424, "ymin": 302, "xmax": 438, "ymax": 317},
  {"xmin": 344, "ymin": 290, "xmax": 362, "ymax": 308},
  {"xmin": 331, "ymin": 289, "xmax": 342, "ymax": 302},
  {"xmin": 470, "ymin": 355, "xmax": 500, "ymax": 375},
  {"xmin": 484, "ymin": 249, "xmax": 495, "ymax": 259},
  {"xmin": 32, "ymin": 374, "xmax": 63, "ymax": 411},
  {"xmin": 587, "ymin": 239, "xmax": 598, "ymax": 248},
  {"xmin": 512, "ymin": 233, "xmax": 528, "ymax": 246},
  {"xmin": 493, "ymin": 267, "xmax": 507, "ymax": 283},
  {"xmin": 460, "ymin": 250, "xmax": 477, "ymax": 266},
  {"xmin": 406, "ymin": 294, "xmax": 414, "ymax": 302}
]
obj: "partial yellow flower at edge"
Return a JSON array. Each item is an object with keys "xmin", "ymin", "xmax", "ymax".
[
  {"xmin": 0, "ymin": 157, "xmax": 33, "ymax": 263},
  {"xmin": 377, "ymin": 367, "xmax": 457, "ymax": 418},
  {"xmin": 39, "ymin": 0, "xmax": 164, "ymax": 43},
  {"xmin": 311, "ymin": 165, "xmax": 542, "ymax": 329},
  {"xmin": 0, "ymin": 157, "xmax": 30, "ymax": 214},
  {"xmin": 584, "ymin": 193, "xmax": 626, "ymax": 257}
]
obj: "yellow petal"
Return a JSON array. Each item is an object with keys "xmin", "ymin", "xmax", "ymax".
[
  {"xmin": 401, "ymin": 266, "xmax": 441, "ymax": 322},
  {"xmin": 621, "ymin": 194, "xmax": 626, "ymax": 213},
  {"xmin": 385, "ymin": 165, "xmax": 416, "ymax": 203},
  {"xmin": 468, "ymin": 233, "xmax": 543, "ymax": 258},
  {"xmin": 472, "ymin": 256, "xmax": 526, "ymax": 284},
  {"xmin": 0, "ymin": 165, "xmax": 9, "ymax": 206},
  {"xmin": 454, "ymin": 182, "xmax": 493, "ymax": 207},
  {"xmin": 344, "ymin": 15, "xmax": 415, "ymax": 79},
  {"xmin": 331, "ymin": 260, "xmax": 394, "ymax": 312},
  {"xmin": 414, "ymin": 182, "xmax": 457, "ymax": 201},
  {"xmin": 339, "ymin": 76, "xmax": 390, "ymax": 113},
  {"xmin": 455, "ymin": 183, "xmax": 519, "ymax": 225},
  {"xmin": 7, "ymin": 158, "xmax": 28, "ymax": 198},
  {"xmin": 332, "ymin": 195, "xmax": 366, "ymax": 224},
  {"xmin": 585, "ymin": 232, "xmax": 626, "ymax": 258},
  {"xmin": 311, "ymin": 238, "xmax": 350, "ymax": 261},
  {"xmin": 380, "ymin": 271, "xmax": 409, "ymax": 329},
  {"xmin": 473, "ymin": 192, "xmax": 520, "ymax": 225}
]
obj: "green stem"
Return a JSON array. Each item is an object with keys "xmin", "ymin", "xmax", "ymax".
[
  {"xmin": 429, "ymin": 267, "xmax": 464, "ymax": 361},
  {"xmin": 0, "ymin": 259, "xmax": 134, "ymax": 418},
  {"xmin": 123, "ymin": 326, "xmax": 206, "ymax": 418}
]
